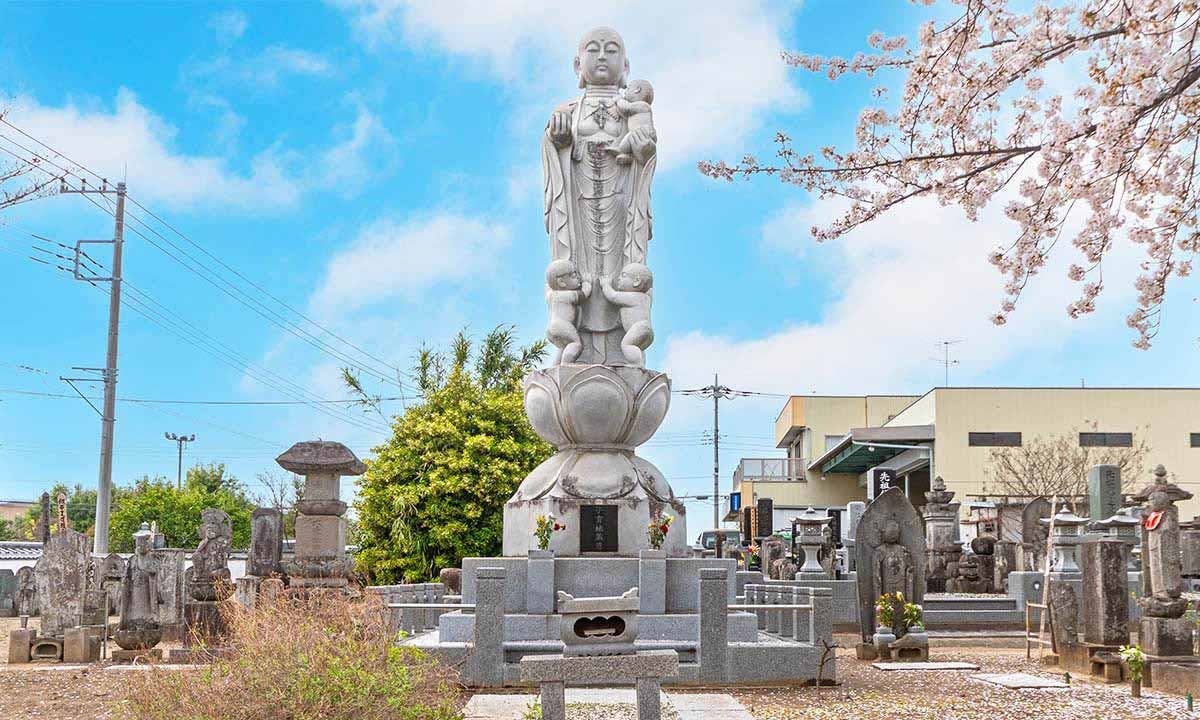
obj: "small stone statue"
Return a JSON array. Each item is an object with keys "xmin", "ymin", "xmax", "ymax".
[
  {"xmin": 600, "ymin": 264, "xmax": 654, "ymax": 366},
  {"xmin": 609, "ymin": 79, "xmax": 655, "ymax": 164},
  {"xmin": 114, "ymin": 526, "xmax": 162, "ymax": 651},
  {"xmin": 545, "ymin": 259, "xmax": 591, "ymax": 364},
  {"xmin": 187, "ymin": 508, "xmax": 233, "ymax": 602},
  {"xmin": 873, "ymin": 520, "xmax": 915, "ymax": 602},
  {"xmin": 16, "ymin": 566, "xmax": 35, "ymax": 617},
  {"xmin": 1136, "ymin": 465, "xmax": 1192, "ymax": 617}
]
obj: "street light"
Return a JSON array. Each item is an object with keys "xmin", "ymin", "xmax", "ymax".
[{"xmin": 164, "ymin": 432, "xmax": 196, "ymax": 489}]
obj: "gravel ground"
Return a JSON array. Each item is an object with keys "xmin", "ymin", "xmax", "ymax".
[{"xmin": 734, "ymin": 636, "xmax": 1195, "ymax": 720}]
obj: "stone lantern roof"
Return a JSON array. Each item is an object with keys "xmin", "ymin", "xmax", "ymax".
[
  {"xmin": 276, "ymin": 440, "xmax": 366, "ymax": 476},
  {"xmin": 791, "ymin": 507, "xmax": 832, "ymax": 528},
  {"xmin": 1132, "ymin": 464, "xmax": 1192, "ymax": 504}
]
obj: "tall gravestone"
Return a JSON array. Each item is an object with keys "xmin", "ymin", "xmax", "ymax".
[
  {"xmin": 1020, "ymin": 497, "xmax": 1052, "ymax": 571},
  {"xmin": 1088, "ymin": 465, "xmax": 1121, "ymax": 523},
  {"xmin": 248, "ymin": 508, "xmax": 284, "ymax": 577},
  {"xmin": 33, "ymin": 527, "xmax": 91, "ymax": 637},
  {"xmin": 502, "ymin": 26, "xmax": 688, "ymax": 558},
  {"xmin": 0, "ymin": 570, "xmax": 16, "ymax": 617},
  {"xmin": 1079, "ymin": 536, "xmax": 1129, "ymax": 646},
  {"xmin": 278, "ymin": 440, "xmax": 364, "ymax": 589},
  {"xmin": 855, "ymin": 488, "xmax": 925, "ymax": 645},
  {"xmin": 34, "ymin": 492, "xmax": 51, "ymax": 544}
]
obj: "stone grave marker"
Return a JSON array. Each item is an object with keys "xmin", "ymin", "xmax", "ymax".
[
  {"xmin": 248, "ymin": 507, "xmax": 283, "ymax": 577},
  {"xmin": 1079, "ymin": 536, "xmax": 1129, "ymax": 646},
  {"xmin": 277, "ymin": 440, "xmax": 365, "ymax": 588},
  {"xmin": 1088, "ymin": 464, "xmax": 1121, "ymax": 523},
  {"xmin": 33, "ymin": 526, "xmax": 91, "ymax": 637},
  {"xmin": 0, "ymin": 569, "xmax": 16, "ymax": 617},
  {"xmin": 1021, "ymin": 497, "xmax": 1052, "ymax": 571},
  {"xmin": 855, "ymin": 488, "xmax": 925, "ymax": 644}
]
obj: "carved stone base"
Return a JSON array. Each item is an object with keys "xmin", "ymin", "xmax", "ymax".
[
  {"xmin": 505, "ymin": 494, "xmax": 687, "ymax": 557},
  {"xmin": 1141, "ymin": 617, "xmax": 1194, "ymax": 657},
  {"xmin": 114, "ymin": 619, "xmax": 162, "ymax": 651}
]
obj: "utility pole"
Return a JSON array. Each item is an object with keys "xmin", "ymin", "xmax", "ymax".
[
  {"xmin": 62, "ymin": 179, "xmax": 125, "ymax": 555},
  {"xmin": 682, "ymin": 375, "xmax": 739, "ymax": 531},
  {"xmin": 165, "ymin": 432, "xmax": 196, "ymax": 489}
]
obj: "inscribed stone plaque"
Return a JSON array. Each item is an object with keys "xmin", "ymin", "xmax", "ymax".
[
  {"xmin": 756, "ymin": 497, "xmax": 774, "ymax": 538},
  {"xmin": 740, "ymin": 507, "xmax": 754, "ymax": 542},
  {"xmin": 579, "ymin": 505, "xmax": 618, "ymax": 553},
  {"xmin": 248, "ymin": 508, "xmax": 283, "ymax": 576},
  {"xmin": 1088, "ymin": 465, "xmax": 1121, "ymax": 522}
]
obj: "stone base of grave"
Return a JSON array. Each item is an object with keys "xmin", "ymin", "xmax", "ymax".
[
  {"xmin": 1146, "ymin": 661, "xmax": 1200, "ymax": 696},
  {"xmin": 855, "ymin": 643, "xmax": 877, "ymax": 661},
  {"xmin": 1140, "ymin": 617, "xmax": 1193, "ymax": 657},
  {"xmin": 30, "ymin": 636, "xmax": 63, "ymax": 662},
  {"xmin": 63, "ymin": 627, "xmax": 100, "ymax": 663},
  {"xmin": 1057, "ymin": 642, "xmax": 1125, "ymax": 683},
  {"xmin": 184, "ymin": 600, "xmax": 229, "ymax": 648},
  {"xmin": 889, "ymin": 632, "xmax": 929, "ymax": 662},
  {"xmin": 7, "ymin": 628, "xmax": 31, "ymax": 663},
  {"xmin": 111, "ymin": 647, "xmax": 163, "ymax": 664}
]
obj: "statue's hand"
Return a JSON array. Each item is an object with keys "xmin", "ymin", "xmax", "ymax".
[
  {"xmin": 549, "ymin": 111, "xmax": 573, "ymax": 149},
  {"xmin": 630, "ymin": 126, "xmax": 656, "ymax": 162}
]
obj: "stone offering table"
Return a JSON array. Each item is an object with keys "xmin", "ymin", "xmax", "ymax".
[{"xmin": 519, "ymin": 649, "xmax": 679, "ymax": 720}]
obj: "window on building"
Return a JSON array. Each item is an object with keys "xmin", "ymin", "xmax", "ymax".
[
  {"xmin": 968, "ymin": 432, "xmax": 1022, "ymax": 447},
  {"xmin": 1190, "ymin": 433, "xmax": 1200, "ymax": 448},
  {"xmin": 825, "ymin": 434, "xmax": 843, "ymax": 452},
  {"xmin": 1079, "ymin": 432, "xmax": 1133, "ymax": 448}
]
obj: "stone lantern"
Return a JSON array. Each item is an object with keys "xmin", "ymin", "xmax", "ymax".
[
  {"xmin": 1092, "ymin": 507, "xmax": 1141, "ymax": 571},
  {"xmin": 791, "ymin": 507, "xmax": 832, "ymax": 578},
  {"xmin": 1040, "ymin": 508, "xmax": 1089, "ymax": 573},
  {"xmin": 276, "ymin": 440, "xmax": 366, "ymax": 589}
]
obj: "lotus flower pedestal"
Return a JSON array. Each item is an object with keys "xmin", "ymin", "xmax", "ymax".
[{"xmin": 504, "ymin": 364, "xmax": 687, "ymax": 557}]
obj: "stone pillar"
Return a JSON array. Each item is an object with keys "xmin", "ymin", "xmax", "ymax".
[
  {"xmin": 1182, "ymin": 516, "xmax": 1200, "ymax": 579},
  {"xmin": 698, "ymin": 567, "xmax": 728, "ymax": 682},
  {"xmin": 1088, "ymin": 465, "xmax": 1121, "ymax": 523},
  {"xmin": 526, "ymin": 550, "xmax": 555, "ymax": 615},
  {"xmin": 539, "ymin": 682, "xmax": 566, "ymax": 720},
  {"xmin": 7, "ymin": 628, "xmax": 31, "ymax": 664},
  {"xmin": 248, "ymin": 508, "xmax": 283, "ymax": 577},
  {"xmin": 276, "ymin": 441, "xmax": 366, "ymax": 590},
  {"xmin": 636, "ymin": 677, "xmax": 661, "ymax": 720},
  {"xmin": 923, "ymin": 476, "xmax": 962, "ymax": 593},
  {"xmin": 1080, "ymin": 537, "xmax": 1129, "ymax": 646},
  {"xmin": 638, "ymin": 549, "xmax": 666, "ymax": 614},
  {"xmin": 811, "ymin": 587, "xmax": 833, "ymax": 647},
  {"xmin": 471, "ymin": 566, "xmax": 506, "ymax": 687}
]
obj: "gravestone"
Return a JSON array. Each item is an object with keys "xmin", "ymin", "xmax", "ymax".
[
  {"xmin": 114, "ymin": 525, "xmax": 163, "ymax": 656},
  {"xmin": 846, "ymin": 501, "xmax": 866, "ymax": 543},
  {"xmin": 993, "ymin": 540, "xmax": 1018, "ymax": 592},
  {"xmin": 1021, "ymin": 497, "xmax": 1052, "ymax": 571},
  {"xmin": 248, "ymin": 508, "xmax": 283, "ymax": 577},
  {"xmin": 33, "ymin": 527, "xmax": 90, "ymax": 637},
  {"xmin": 1079, "ymin": 537, "xmax": 1129, "ymax": 646},
  {"xmin": 154, "ymin": 549, "xmax": 187, "ymax": 633},
  {"xmin": 1088, "ymin": 465, "xmax": 1121, "ymax": 523},
  {"xmin": 34, "ymin": 492, "xmax": 51, "ymax": 544},
  {"xmin": 826, "ymin": 508, "xmax": 843, "ymax": 548},
  {"xmin": 1048, "ymin": 580, "xmax": 1080, "ymax": 654},
  {"xmin": 923, "ymin": 476, "xmax": 962, "ymax": 593},
  {"xmin": 0, "ymin": 570, "xmax": 16, "ymax": 617},
  {"xmin": 756, "ymin": 498, "xmax": 773, "ymax": 538},
  {"xmin": 184, "ymin": 508, "xmax": 234, "ymax": 648},
  {"xmin": 97, "ymin": 553, "xmax": 125, "ymax": 615},
  {"xmin": 579, "ymin": 505, "xmax": 619, "ymax": 553},
  {"xmin": 1181, "ymin": 516, "xmax": 1200, "ymax": 578},
  {"xmin": 855, "ymin": 488, "xmax": 925, "ymax": 644},
  {"xmin": 740, "ymin": 507, "xmax": 754, "ymax": 545},
  {"xmin": 278, "ymin": 440, "xmax": 365, "ymax": 588}
]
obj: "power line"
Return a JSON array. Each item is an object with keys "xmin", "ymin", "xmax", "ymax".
[
  {"xmin": 0, "ymin": 121, "xmax": 418, "ymax": 393},
  {"xmin": 0, "ymin": 387, "xmax": 404, "ymax": 406}
]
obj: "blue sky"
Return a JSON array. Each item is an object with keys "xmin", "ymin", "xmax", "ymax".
[{"xmin": 1, "ymin": 1, "xmax": 1197, "ymax": 519}]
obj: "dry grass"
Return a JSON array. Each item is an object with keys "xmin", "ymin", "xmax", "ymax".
[{"xmin": 120, "ymin": 592, "xmax": 464, "ymax": 720}]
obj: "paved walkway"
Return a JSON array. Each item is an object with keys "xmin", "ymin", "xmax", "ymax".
[{"xmin": 464, "ymin": 689, "xmax": 753, "ymax": 719}]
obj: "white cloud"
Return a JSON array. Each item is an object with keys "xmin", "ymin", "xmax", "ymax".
[
  {"xmin": 661, "ymin": 191, "xmax": 1143, "ymax": 397},
  {"xmin": 209, "ymin": 10, "xmax": 248, "ymax": 45},
  {"xmin": 3, "ymin": 90, "xmax": 392, "ymax": 212},
  {"xmin": 189, "ymin": 45, "xmax": 335, "ymax": 90},
  {"xmin": 335, "ymin": 0, "xmax": 805, "ymax": 170},
  {"xmin": 311, "ymin": 213, "xmax": 511, "ymax": 315}
]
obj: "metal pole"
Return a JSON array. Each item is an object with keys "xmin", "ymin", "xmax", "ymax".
[
  {"xmin": 165, "ymin": 432, "xmax": 195, "ymax": 489},
  {"xmin": 92, "ymin": 183, "xmax": 125, "ymax": 555},
  {"xmin": 713, "ymin": 373, "xmax": 720, "ymax": 530}
]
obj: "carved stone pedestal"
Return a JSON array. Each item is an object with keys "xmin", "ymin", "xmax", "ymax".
[{"xmin": 1141, "ymin": 617, "xmax": 1193, "ymax": 657}]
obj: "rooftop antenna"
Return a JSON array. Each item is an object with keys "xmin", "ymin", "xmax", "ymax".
[{"xmin": 931, "ymin": 339, "xmax": 964, "ymax": 386}]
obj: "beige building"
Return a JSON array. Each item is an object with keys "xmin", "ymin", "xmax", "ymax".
[
  {"xmin": 0, "ymin": 500, "xmax": 34, "ymax": 523},
  {"xmin": 730, "ymin": 388, "xmax": 1200, "ymax": 530}
]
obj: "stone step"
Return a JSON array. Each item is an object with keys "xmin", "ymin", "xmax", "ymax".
[
  {"xmin": 502, "ymin": 660, "xmax": 701, "ymax": 686},
  {"xmin": 504, "ymin": 640, "xmax": 698, "ymax": 664},
  {"xmin": 922, "ymin": 609, "xmax": 1027, "ymax": 627}
]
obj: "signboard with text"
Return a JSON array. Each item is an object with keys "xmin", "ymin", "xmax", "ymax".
[{"xmin": 870, "ymin": 468, "xmax": 898, "ymax": 500}]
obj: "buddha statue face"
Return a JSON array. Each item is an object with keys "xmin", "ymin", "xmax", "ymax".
[
  {"xmin": 881, "ymin": 519, "xmax": 901, "ymax": 545},
  {"xmin": 575, "ymin": 27, "xmax": 628, "ymax": 88}
]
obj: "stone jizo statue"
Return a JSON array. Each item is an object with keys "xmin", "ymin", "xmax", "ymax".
[
  {"xmin": 873, "ymin": 520, "xmax": 915, "ymax": 602},
  {"xmin": 1136, "ymin": 465, "xmax": 1192, "ymax": 618},
  {"xmin": 187, "ymin": 508, "xmax": 233, "ymax": 602},
  {"xmin": 542, "ymin": 26, "xmax": 657, "ymax": 366},
  {"xmin": 114, "ymin": 526, "xmax": 162, "ymax": 651}
]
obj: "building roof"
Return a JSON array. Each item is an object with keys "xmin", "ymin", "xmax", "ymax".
[
  {"xmin": 0, "ymin": 541, "xmax": 43, "ymax": 561},
  {"xmin": 811, "ymin": 425, "xmax": 934, "ymax": 475}
]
